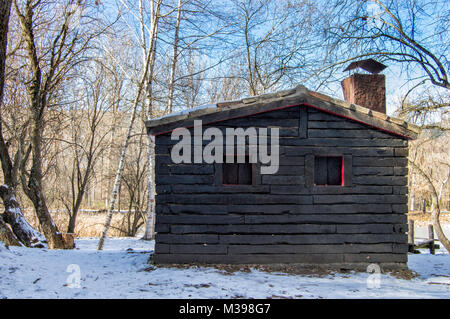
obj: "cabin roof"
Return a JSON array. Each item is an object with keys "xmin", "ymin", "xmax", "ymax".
[{"xmin": 146, "ymin": 85, "xmax": 420, "ymax": 139}]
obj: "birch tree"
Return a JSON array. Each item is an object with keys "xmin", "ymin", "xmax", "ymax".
[
  {"xmin": 140, "ymin": 0, "xmax": 162, "ymax": 241},
  {"xmin": 97, "ymin": 47, "xmax": 155, "ymax": 249},
  {"xmin": 97, "ymin": 0, "xmax": 162, "ymax": 249},
  {"xmin": 166, "ymin": 0, "xmax": 182, "ymax": 113},
  {"xmin": 121, "ymin": 130, "xmax": 148, "ymax": 237}
]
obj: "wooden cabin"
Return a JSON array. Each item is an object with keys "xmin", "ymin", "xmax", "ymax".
[{"xmin": 146, "ymin": 64, "xmax": 419, "ymax": 269}]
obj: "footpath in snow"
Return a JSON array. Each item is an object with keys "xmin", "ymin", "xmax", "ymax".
[{"xmin": 0, "ymin": 237, "xmax": 449, "ymax": 299}]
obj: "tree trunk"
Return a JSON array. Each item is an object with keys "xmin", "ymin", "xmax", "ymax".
[
  {"xmin": 23, "ymin": 85, "xmax": 67, "ymax": 249},
  {"xmin": 13, "ymin": 0, "xmax": 71, "ymax": 249},
  {"xmin": 67, "ymin": 164, "xmax": 91, "ymax": 234},
  {"xmin": 0, "ymin": 217, "xmax": 20, "ymax": 247},
  {"xmin": 167, "ymin": 0, "xmax": 182, "ymax": 114},
  {"xmin": 0, "ymin": 0, "xmax": 15, "ymax": 248},
  {"xmin": 141, "ymin": 1, "xmax": 161, "ymax": 241},
  {"xmin": 409, "ymin": 173, "xmax": 415, "ymax": 211},
  {"xmin": 26, "ymin": 175, "xmax": 67, "ymax": 249},
  {"xmin": 0, "ymin": 0, "xmax": 11, "ymax": 104},
  {"xmin": 0, "ymin": 0, "xmax": 13, "ymax": 186},
  {"xmin": 97, "ymin": 131, "xmax": 135, "ymax": 249},
  {"xmin": 0, "ymin": 0, "xmax": 46, "ymax": 248},
  {"xmin": 67, "ymin": 212, "xmax": 77, "ymax": 234},
  {"xmin": 142, "ymin": 135, "xmax": 155, "ymax": 240},
  {"xmin": 97, "ymin": 59, "xmax": 152, "ymax": 246},
  {"xmin": 431, "ymin": 195, "xmax": 450, "ymax": 253},
  {"xmin": 433, "ymin": 169, "xmax": 450, "ymax": 252},
  {"xmin": 25, "ymin": 104, "xmax": 67, "ymax": 249},
  {"xmin": 411, "ymin": 161, "xmax": 450, "ymax": 253},
  {"xmin": 0, "ymin": 185, "xmax": 45, "ymax": 247},
  {"xmin": 97, "ymin": 29, "xmax": 157, "ymax": 250}
]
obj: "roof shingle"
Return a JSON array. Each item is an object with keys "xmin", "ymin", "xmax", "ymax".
[{"xmin": 146, "ymin": 85, "xmax": 420, "ymax": 139}]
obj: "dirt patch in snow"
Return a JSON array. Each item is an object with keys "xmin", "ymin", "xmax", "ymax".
[
  {"xmin": 150, "ymin": 262, "xmax": 408, "ymax": 277},
  {"xmin": 388, "ymin": 269, "xmax": 418, "ymax": 280}
]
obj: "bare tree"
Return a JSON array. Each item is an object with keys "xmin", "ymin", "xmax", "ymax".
[
  {"xmin": 409, "ymin": 128, "xmax": 450, "ymax": 252},
  {"xmin": 97, "ymin": 0, "xmax": 162, "ymax": 249},
  {"xmin": 178, "ymin": 51, "xmax": 206, "ymax": 108},
  {"xmin": 58, "ymin": 66, "xmax": 111, "ymax": 234},
  {"xmin": 397, "ymin": 88, "xmax": 449, "ymax": 131},
  {"xmin": 410, "ymin": 159, "xmax": 450, "ymax": 252},
  {"xmin": 0, "ymin": 0, "xmax": 47, "ymax": 247},
  {"xmin": 121, "ymin": 132, "xmax": 148, "ymax": 237},
  {"xmin": 326, "ymin": 0, "xmax": 449, "ymax": 89},
  {"xmin": 13, "ymin": 0, "xmax": 101, "ymax": 249}
]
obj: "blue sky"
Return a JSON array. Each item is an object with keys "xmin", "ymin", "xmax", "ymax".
[{"xmin": 101, "ymin": 0, "xmax": 448, "ymax": 117}]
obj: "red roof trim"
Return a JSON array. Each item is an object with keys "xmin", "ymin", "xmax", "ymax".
[
  {"xmin": 153, "ymin": 103, "xmax": 411, "ymax": 139},
  {"xmin": 153, "ymin": 103, "xmax": 300, "ymax": 136},
  {"xmin": 302, "ymin": 102, "xmax": 411, "ymax": 140}
]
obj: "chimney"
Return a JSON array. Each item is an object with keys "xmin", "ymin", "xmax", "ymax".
[{"xmin": 341, "ymin": 59, "xmax": 387, "ymax": 114}]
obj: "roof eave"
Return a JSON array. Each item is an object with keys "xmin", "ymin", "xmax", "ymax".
[{"xmin": 146, "ymin": 86, "xmax": 420, "ymax": 140}]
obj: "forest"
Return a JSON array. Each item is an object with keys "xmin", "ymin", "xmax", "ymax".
[{"xmin": 0, "ymin": 0, "xmax": 448, "ymax": 251}]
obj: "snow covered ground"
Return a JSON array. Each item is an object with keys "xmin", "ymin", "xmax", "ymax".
[{"xmin": 0, "ymin": 235, "xmax": 449, "ymax": 299}]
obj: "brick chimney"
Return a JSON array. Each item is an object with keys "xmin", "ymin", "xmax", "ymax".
[{"xmin": 341, "ymin": 59, "xmax": 387, "ymax": 114}]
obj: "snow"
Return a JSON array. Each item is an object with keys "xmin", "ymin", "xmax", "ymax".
[
  {"xmin": 415, "ymin": 224, "xmax": 450, "ymax": 242},
  {"xmin": 12, "ymin": 207, "xmax": 47, "ymax": 243},
  {"xmin": 0, "ymin": 236, "xmax": 449, "ymax": 299}
]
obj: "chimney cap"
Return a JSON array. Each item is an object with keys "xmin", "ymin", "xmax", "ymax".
[{"xmin": 344, "ymin": 58, "xmax": 387, "ymax": 74}]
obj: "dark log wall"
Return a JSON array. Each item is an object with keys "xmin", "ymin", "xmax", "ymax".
[{"xmin": 153, "ymin": 105, "xmax": 409, "ymax": 265}]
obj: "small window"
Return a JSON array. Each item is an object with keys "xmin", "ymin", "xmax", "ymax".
[
  {"xmin": 222, "ymin": 156, "xmax": 252, "ymax": 185},
  {"xmin": 314, "ymin": 156, "xmax": 343, "ymax": 186}
]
